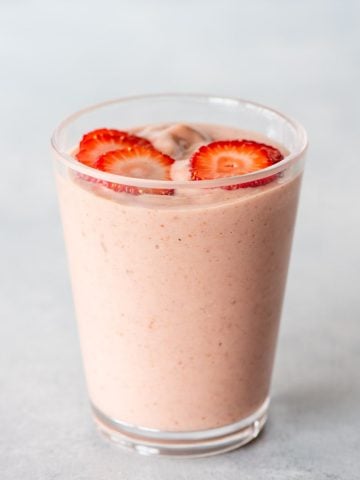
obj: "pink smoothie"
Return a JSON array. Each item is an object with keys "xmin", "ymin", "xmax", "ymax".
[{"xmin": 57, "ymin": 124, "xmax": 302, "ymax": 431}]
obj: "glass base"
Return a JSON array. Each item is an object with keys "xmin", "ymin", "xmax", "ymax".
[{"xmin": 92, "ymin": 397, "xmax": 269, "ymax": 458}]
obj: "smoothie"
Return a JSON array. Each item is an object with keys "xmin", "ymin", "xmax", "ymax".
[{"xmin": 57, "ymin": 123, "xmax": 301, "ymax": 432}]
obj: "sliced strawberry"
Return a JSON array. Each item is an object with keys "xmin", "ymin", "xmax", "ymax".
[
  {"xmin": 190, "ymin": 140, "xmax": 284, "ymax": 188},
  {"xmin": 76, "ymin": 128, "xmax": 153, "ymax": 167},
  {"xmin": 80, "ymin": 128, "xmax": 126, "ymax": 147},
  {"xmin": 95, "ymin": 146, "xmax": 175, "ymax": 195}
]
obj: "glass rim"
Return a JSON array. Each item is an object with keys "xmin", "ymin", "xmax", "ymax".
[{"xmin": 51, "ymin": 93, "xmax": 308, "ymax": 189}]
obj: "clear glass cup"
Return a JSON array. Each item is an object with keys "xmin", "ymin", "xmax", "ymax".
[{"xmin": 52, "ymin": 94, "xmax": 307, "ymax": 457}]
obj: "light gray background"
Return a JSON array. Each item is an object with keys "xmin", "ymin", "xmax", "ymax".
[{"xmin": 1, "ymin": 1, "xmax": 359, "ymax": 479}]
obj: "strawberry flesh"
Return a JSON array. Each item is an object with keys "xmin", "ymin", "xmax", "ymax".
[
  {"xmin": 95, "ymin": 146, "xmax": 175, "ymax": 195},
  {"xmin": 80, "ymin": 128, "xmax": 128, "ymax": 147},
  {"xmin": 190, "ymin": 140, "xmax": 284, "ymax": 188},
  {"xmin": 74, "ymin": 128, "xmax": 285, "ymax": 195},
  {"xmin": 76, "ymin": 128, "xmax": 153, "ymax": 167}
]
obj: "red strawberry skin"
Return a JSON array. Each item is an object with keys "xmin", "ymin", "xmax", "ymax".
[
  {"xmin": 76, "ymin": 128, "xmax": 153, "ymax": 167},
  {"xmin": 190, "ymin": 140, "xmax": 284, "ymax": 188},
  {"xmin": 80, "ymin": 128, "xmax": 128, "ymax": 147}
]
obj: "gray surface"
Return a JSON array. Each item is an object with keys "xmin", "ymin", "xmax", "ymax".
[{"xmin": 1, "ymin": 0, "xmax": 359, "ymax": 479}]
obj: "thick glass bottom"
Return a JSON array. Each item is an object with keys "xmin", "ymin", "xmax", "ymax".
[{"xmin": 92, "ymin": 397, "xmax": 269, "ymax": 457}]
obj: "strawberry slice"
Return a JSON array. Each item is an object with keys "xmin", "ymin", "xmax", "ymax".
[
  {"xmin": 190, "ymin": 140, "xmax": 284, "ymax": 188},
  {"xmin": 95, "ymin": 146, "xmax": 175, "ymax": 195},
  {"xmin": 80, "ymin": 128, "xmax": 127, "ymax": 147},
  {"xmin": 76, "ymin": 128, "xmax": 152, "ymax": 167}
]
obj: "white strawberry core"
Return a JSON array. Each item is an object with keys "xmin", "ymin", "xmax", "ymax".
[
  {"xmin": 217, "ymin": 153, "xmax": 256, "ymax": 173},
  {"xmin": 113, "ymin": 157, "xmax": 167, "ymax": 179}
]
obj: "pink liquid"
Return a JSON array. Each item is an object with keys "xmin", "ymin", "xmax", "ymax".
[{"xmin": 57, "ymin": 124, "xmax": 301, "ymax": 431}]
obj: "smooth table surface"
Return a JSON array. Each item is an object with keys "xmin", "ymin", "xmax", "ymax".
[{"xmin": 1, "ymin": 1, "xmax": 359, "ymax": 479}]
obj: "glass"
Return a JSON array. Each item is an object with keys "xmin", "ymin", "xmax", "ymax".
[{"xmin": 52, "ymin": 94, "xmax": 307, "ymax": 457}]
